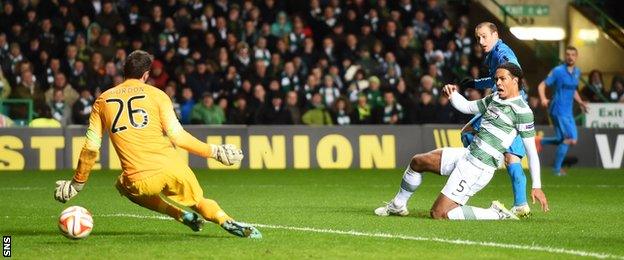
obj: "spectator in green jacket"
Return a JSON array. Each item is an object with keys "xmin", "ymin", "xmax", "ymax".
[
  {"xmin": 191, "ymin": 93, "xmax": 226, "ymax": 125},
  {"xmin": 10, "ymin": 69, "xmax": 45, "ymax": 120},
  {"xmin": 271, "ymin": 12, "xmax": 292, "ymax": 38},
  {"xmin": 302, "ymin": 93, "xmax": 333, "ymax": 125},
  {"xmin": 352, "ymin": 93, "xmax": 372, "ymax": 124},
  {"xmin": 365, "ymin": 76, "xmax": 384, "ymax": 109}
]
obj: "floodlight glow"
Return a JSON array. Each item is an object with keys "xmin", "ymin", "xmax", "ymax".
[
  {"xmin": 578, "ymin": 29, "xmax": 599, "ymax": 42},
  {"xmin": 509, "ymin": 27, "xmax": 566, "ymax": 41}
]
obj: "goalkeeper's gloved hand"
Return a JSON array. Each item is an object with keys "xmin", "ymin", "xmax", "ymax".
[
  {"xmin": 54, "ymin": 180, "xmax": 84, "ymax": 203},
  {"xmin": 210, "ymin": 144, "xmax": 244, "ymax": 166},
  {"xmin": 459, "ymin": 78, "xmax": 475, "ymax": 91}
]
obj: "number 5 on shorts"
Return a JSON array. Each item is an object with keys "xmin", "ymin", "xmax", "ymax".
[{"xmin": 456, "ymin": 180, "xmax": 466, "ymax": 193}]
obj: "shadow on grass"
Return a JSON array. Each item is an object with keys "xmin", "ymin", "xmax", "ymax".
[
  {"xmin": 3, "ymin": 229, "xmax": 231, "ymax": 240},
  {"xmin": 332, "ymin": 205, "xmax": 434, "ymax": 219},
  {"xmin": 93, "ymin": 230, "xmax": 228, "ymax": 238},
  {"xmin": 2, "ymin": 230, "xmax": 61, "ymax": 236}
]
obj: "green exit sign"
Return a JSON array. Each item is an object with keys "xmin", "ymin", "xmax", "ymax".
[{"xmin": 503, "ymin": 5, "xmax": 549, "ymax": 16}]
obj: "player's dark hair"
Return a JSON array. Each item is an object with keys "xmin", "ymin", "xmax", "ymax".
[
  {"xmin": 475, "ymin": 22, "xmax": 498, "ymax": 34},
  {"xmin": 565, "ymin": 46, "xmax": 578, "ymax": 53},
  {"xmin": 497, "ymin": 62, "xmax": 523, "ymax": 86},
  {"xmin": 123, "ymin": 50, "xmax": 153, "ymax": 79}
]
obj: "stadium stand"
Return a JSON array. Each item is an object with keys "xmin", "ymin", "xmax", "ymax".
[{"xmin": 0, "ymin": 0, "xmax": 620, "ymax": 127}]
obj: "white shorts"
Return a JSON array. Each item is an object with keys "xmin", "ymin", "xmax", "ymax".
[{"xmin": 439, "ymin": 147, "xmax": 495, "ymax": 205}]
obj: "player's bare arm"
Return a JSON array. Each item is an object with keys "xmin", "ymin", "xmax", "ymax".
[
  {"xmin": 574, "ymin": 90, "xmax": 589, "ymax": 112},
  {"xmin": 538, "ymin": 80, "xmax": 550, "ymax": 108}
]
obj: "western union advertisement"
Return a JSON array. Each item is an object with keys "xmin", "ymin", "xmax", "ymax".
[{"xmin": 0, "ymin": 125, "xmax": 622, "ymax": 170}]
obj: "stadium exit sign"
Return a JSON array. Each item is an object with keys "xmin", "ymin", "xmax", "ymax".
[{"xmin": 502, "ymin": 4, "xmax": 549, "ymax": 16}]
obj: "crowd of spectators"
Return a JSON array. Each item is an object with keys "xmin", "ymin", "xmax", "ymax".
[{"xmin": 0, "ymin": 0, "xmax": 620, "ymax": 127}]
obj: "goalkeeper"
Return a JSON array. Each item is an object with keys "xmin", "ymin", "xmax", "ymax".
[{"xmin": 54, "ymin": 50, "xmax": 261, "ymax": 238}]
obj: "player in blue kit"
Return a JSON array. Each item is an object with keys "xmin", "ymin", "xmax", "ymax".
[
  {"xmin": 458, "ymin": 22, "xmax": 533, "ymax": 217},
  {"xmin": 537, "ymin": 46, "xmax": 588, "ymax": 176}
]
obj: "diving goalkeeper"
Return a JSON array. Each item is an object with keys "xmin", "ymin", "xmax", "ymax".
[{"xmin": 54, "ymin": 50, "xmax": 261, "ymax": 238}]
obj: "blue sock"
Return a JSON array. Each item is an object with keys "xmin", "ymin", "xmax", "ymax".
[
  {"xmin": 541, "ymin": 137, "xmax": 560, "ymax": 146},
  {"xmin": 507, "ymin": 162, "xmax": 527, "ymax": 206},
  {"xmin": 553, "ymin": 143, "xmax": 569, "ymax": 173}
]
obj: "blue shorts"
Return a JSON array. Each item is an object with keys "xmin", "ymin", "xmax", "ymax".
[
  {"xmin": 551, "ymin": 114, "xmax": 577, "ymax": 141},
  {"xmin": 464, "ymin": 114, "xmax": 526, "ymax": 158}
]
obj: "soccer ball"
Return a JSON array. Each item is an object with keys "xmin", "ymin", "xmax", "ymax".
[{"xmin": 58, "ymin": 206, "xmax": 93, "ymax": 239}]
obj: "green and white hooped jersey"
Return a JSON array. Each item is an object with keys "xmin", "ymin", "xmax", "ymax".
[{"xmin": 467, "ymin": 93, "xmax": 536, "ymax": 171}]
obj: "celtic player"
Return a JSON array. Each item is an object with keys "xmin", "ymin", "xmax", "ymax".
[
  {"xmin": 375, "ymin": 62, "xmax": 549, "ymax": 220},
  {"xmin": 460, "ymin": 22, "xmax": 531, "ymax": 217}
]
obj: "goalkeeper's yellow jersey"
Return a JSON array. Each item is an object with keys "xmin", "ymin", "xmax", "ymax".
[{"xmin": 76, "ymin": 79, "xmax": 211, "ymax": 182}]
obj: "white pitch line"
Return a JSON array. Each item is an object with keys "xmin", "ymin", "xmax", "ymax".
[
  {"xmin": 98, "ymin": 213, "xmax": 623, "ymax": 259},
  {"xmin": 2, "ymin": 184, "xmax": 623, "ymax": 191},
  {"xmin": 251, "ymin": 223, "xmax": 624, "ymax": 259}
]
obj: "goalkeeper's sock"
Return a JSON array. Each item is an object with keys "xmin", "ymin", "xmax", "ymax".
[
  {"xmin": 541, "ymin": 136, "xmax": 560, "ymax": 146},
  {"xmin": 507, "ymin": 162, "xmax": 528, "ymax": 207},
  {"xmin": 392, "ymin": 165, "xmax": 422, "ymax": 208},
  {"xmin": 554, "ymin": 143, "xmax": 569, "ymax": 173},
  {"xmin": 447, "ymin": 206, "xmax": 499, "ymax": 220},
  {"xmin": 127, "ymin": 195, "xmax": 184, "ymax": 222},
  {"xmin": 193, "ymin": 199, "xmax": 233, "ymax": 225}
]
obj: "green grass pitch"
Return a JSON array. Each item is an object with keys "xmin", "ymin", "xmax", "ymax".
[{"xmin": 1, "ymin": 168, "xmax": 623, "ymax": 259}]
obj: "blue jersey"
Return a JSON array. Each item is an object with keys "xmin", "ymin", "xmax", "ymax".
[
  {"xmin": 463, "ymin": 39, "xmax": 526, "ymax": 158},
  {"xmin": 544, "ymin": 64, "xmax": 581, "ymax": 116},
  {"xmin": 474, "ymin": 40, "xmax": 520, "ymax": 91}
]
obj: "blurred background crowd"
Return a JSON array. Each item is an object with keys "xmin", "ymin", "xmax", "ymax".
[{"xmin": 0, "ymin": 0, "xmax": 622, "ymax": 127}]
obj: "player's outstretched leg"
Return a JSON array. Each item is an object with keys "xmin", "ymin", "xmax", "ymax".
[
  {"xmin": 125, "ymin": 194, "xmax": 205, "ymax": 231},
  {"xmin": 374, "ymin": 165, "xmax": 421, "ymax": 216},
  {"xmin": 192, "ymin": 198, "xmax": 231, "ymax": 224},
  {"xmin": 553, "ymin": 142, "xmax": 569, "ymax": 175},
  {"xmin": 540, "ymin": 136, "xmax": 567, "ymax": 175},
  {"xmin": 505, "ymin": 137, "xmax": 531, "ymax": 218},
  {"xmin": 192, "ymin": 198, "xmax": 262, "ymax": 238},
  {"xmin": 433, "ymin": 157, "xmax": 518, "ymax": 220},
  {"xmin": 540, "ymin": 136, "xmax": 561, "ymax": 146},
  {"xmin": 375, "ymin": 150, "xmax": 441, "ymax": 217},
  {"xmin": 554, "ymin": 115, "xmax": 578, "ymax": 175},
  {"xmin": 541, "ymin": 114, "xmax": 578, "ymax": 176},
  {"xmin": 444, "ymin": 200, "xmax": 519, "ymax": 220},
  {"xmin": 505, "ymin": 156, "xmax": 530, "ymax": 217}
]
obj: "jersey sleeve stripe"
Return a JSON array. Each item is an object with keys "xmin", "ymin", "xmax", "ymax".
[
  {"xmin": 477, "ymin": 101, "xmax": 486, "ymax": 114},
  {"xmin": 515, "ymin": 113, "xmax": 535, "ymax": 124},
  {"xmin": 519, "ymin": 129, "xmax": 536, "ymax": 138},
  {"xmin": 85, "ymin": 128, "xmax": 101, "ymax": 150}
]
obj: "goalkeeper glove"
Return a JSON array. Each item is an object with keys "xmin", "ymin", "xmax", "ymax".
[
  {"xmin": 54, "ymin": 180, "xmax": 84, "ymax": 203},
  {"xmin": 210, "ymin": 144, "xmax": 244, "ymax": 166}
]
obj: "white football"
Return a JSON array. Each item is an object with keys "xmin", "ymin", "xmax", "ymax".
[{"xmin": 58, "ymin": 206, "xmax": 93, "ymax": 239}]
